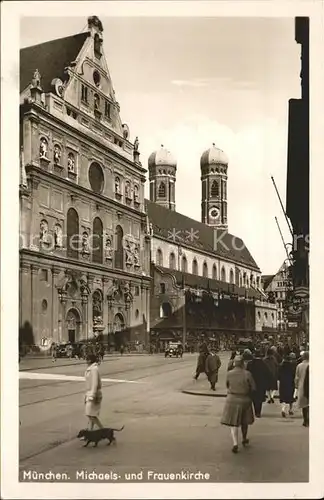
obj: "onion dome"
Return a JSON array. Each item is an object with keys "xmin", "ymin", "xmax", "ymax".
[
  {"xmin": 148, "ymin": 145, "xmax": 177, "ymax": 169},
  {"xmin": 200, "ymin": 143, "xmax": 228, "ymax": 167}
]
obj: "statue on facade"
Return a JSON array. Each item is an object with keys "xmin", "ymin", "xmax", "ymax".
[
  {"xmin": 67, "ymin": 153, "xmax": 75, "ymax": 172},
  {"xmin": 94, "ymin": 94, "xmax": 100, "ymax": 110},
  {"xmin": 82, "ymin": 232, "xmax": 90, "ymax": 254},
  {"xmin": 115, "ymin": 177, "xmax": 120, "ymax": 194},
  {"xmin": 105, "ymin": 235, "xmax": 113, "ymax": 260},
  {"xmin": 54, "ymin": 224, "xmax": 63, "ymax": 247},
  {"xmin": 122, "ymin": 124, "xmax": 129, "ymax": 140},
  {"xmin": 53, "ymin": 145, "xmax": 61, "ymax": 164},
  {"xmin": 133, "ymin": 243, "xmax": 140, "ymax": 267},
  {"xmin": 39, "ymin": 138, "xmax": 48, "ymax": 159},
  {"xmin": 125, "ymin": 240, "xmax": 133, "ymax": 265},
  {"xmin": 133, "ymin": 184, "xmax": 139, "ymax": 202},
  {"xmin": 32, "ymin": 69, "xmax": 41, "ymax": 88},
  {"xmin": 125, "ymin": 182, "xmax": 131, "ymax": 199},
  {"xmin": 134, "ymin": 136, "xmax": 139, "ymax": 152},
  {"xmin": 40, "ymin": 220, "xmax": 49, "ymax": 244}
]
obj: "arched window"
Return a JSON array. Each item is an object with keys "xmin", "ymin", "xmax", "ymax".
[
  {"xmin": 250, "ymin": 274, "xmax": 254, "ymax": 286},
  {"xmin": 92, "ymin": 217, "xmax": 103, "ymax": 264},
  {"xmin": 203, "ymin": 262, "xmax": 208, "ymax": 278},
  {"xmin": 230, "ymin": 269, "xmax": 234, "ymax": 284},
  {"xmin": 115, "ymin": 225, "xmax": 124, "ymax": 269},
  {"xmin": 243, "ymin": 272, "xmax": 247, "ymax": 286},
  {"xmin": 221, "ymin": 266, "xmax": 226, "ymax": 282},
  {"xmin": 212, "ymin": 264, "xmax": 217, "ymax": 280},
  {"xmin": 67, "ymin": 208, "xmax": 79, "ymax": 259},
  {"xmin": 181, "ymin": 255, "xmax": 188, "ymax": 273},
  {"xmin": 192, "ymin": 259, "xmax": 198, "ymax": 275},
  {"xmin": 169, "ymin": 252, "xmax": 176, "ymax": 269},
  {"xmin": 211, "ymin": 180, "xmax": 219, "ymax": 197},
  {"xmin": 256, "ymin": 276, "xmax": 260, "ymax": 288},
  {"xmin": 158, "ymin": 182, "xmax": 166, "ymax": 198},
  {"xmin": 156, "ymin": 248, "xmax": 163, "ymax": 266},
  {"xmin": 160, "ymin": 302, "xmax": 172, "ymax": 319}
]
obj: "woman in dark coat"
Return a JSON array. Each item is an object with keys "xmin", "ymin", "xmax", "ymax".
[
  {"xmin": 246, "ymin": 349, "xmax": 269, "ymax": 417},
  {"xmin": 221, "ymin": 356, "xmax": 256, "ymax": 454},
  {"xmin": 278, "ymin": 353, "xmax": 296, "ymax": 417},
  {"xmin": 263, "ymin": 348, "xmax": 279, "ymax": 403}
]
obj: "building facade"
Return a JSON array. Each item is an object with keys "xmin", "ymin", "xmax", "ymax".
[{"xmin": 19, "ymin": 17, "xmax": 151, "ymax": 348}]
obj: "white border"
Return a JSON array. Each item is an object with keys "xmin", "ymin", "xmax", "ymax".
[{"xmin": 1, "ymin": 1, "xmax": 324, "ymax": 498}]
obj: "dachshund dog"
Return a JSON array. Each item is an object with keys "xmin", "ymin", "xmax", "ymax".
[{"xmin": 77, "ymin": 426, "xmax": 124, "ymax": 447}]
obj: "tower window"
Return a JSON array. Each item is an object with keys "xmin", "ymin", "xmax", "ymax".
[
  {"xmin": 105, "ymin": 101, "xmax": 111, "ymax": 119},
  {"xmin": 203, "ymin": 262, "xmax": 208, "ymax": 278},
  {"xmin": 158, "ymin": 182, "xmax": 166, "ymax": 198},
  {"xmin": 169, "ymin": 252, "xmax": 176, "ymax": 270},
  {"xmin": 211, "ymin": 180, "xmax": 219, "ymax": 197},
  {"xmin": 81, "ymin": 84, "xmax": 88, "ymax": 103},
  {"xmin": 192, "ymin": 259, "xmax": 198, "ymax": 275}
]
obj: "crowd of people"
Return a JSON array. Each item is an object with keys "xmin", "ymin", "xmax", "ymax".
[{"xmin": 194, "ymin": 342, "xmax": 310, "ymax": 453}]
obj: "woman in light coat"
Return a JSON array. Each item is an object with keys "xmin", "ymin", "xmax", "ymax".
[
  {"xmin": 84, "ymin": 353, "xmax": 103, "ymax": 430},
  {"xmin": 221, "ymin": 356, "xmax": 256, "ymax": 454},
  {"xmin": 294, "ymin": 350, "xmax": 309, "ymax": 427}
]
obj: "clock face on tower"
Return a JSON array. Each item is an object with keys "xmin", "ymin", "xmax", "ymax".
[{"xmin": 209, "ymin": 206, "xmax": 220, "ymax": 219}]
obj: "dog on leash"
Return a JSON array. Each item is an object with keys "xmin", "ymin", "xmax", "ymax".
[{"xmin": 77, "ymin": 426, "xmax": 124, "ymax": 447}]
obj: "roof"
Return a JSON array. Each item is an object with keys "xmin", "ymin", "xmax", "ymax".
[
  {"xmin": 261, "ymin": 275, "xmax": 274, "ymax": 290},
  {"xmin": 201, "ymin": 144, "xmax": 228, "ymax": 167},
  {"xmin": 20, "ymin": 32, "xmax": 90, "ymax": 93},
  {"xmin": 148, "ymin": 146, "xmax": 177, "ymax": 169},
  {"xmin": 155, "ymin": 265, "xmax": 264, "ymax": 299},
  {"xmin": 146, "ymin": 200, "xmax": 260, "ymax": 271}
]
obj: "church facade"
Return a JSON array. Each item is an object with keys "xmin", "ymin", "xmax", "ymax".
[
  {"xmin": 19, "ymin": 17, "xmax": 151, "ymax": 349},
  {"xmin": 147, "ymin": 145, "xmax": 277, "ymax": 348}
]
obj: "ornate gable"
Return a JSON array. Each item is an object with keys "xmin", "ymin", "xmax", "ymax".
[{"xmin": 63, "ymin": 16, "xmax": 124, "ymax": 137}]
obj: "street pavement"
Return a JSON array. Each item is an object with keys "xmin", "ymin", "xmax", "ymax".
[{"xmin": 19, "ymin": 352, "xmax": 309, "ymax": 483}]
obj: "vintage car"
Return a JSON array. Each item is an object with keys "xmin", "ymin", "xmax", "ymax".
[{"xmin": 165, "ymin": 342, "xmax": 184, "ymax": 358}]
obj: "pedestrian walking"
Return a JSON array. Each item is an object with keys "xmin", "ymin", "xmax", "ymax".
[
  {"xmin": 246, "ymin": 349, "xmax": 269, "ymax": 418},
  {"xmin": 278, "ymin": 353, "xmax": 296, "ymax": 417},
  {"xmin": 227, "ymin": 350, "xmax": 237, "ymax": 372},
  {"xmin": 263, "ymin": 348, "xmax": 279, "ymax": 403},
  {"xmin": 205, "ymin": 348, "xmax": 221, "ymax": 390},
  {"xmin": 51, "ymin": 342, "xmax": 57, "ymax": 363},
  {"xmin": 221, "ymin": 355, "xmax": 256, "ymax": 454},
  {"xmin": 194, "ymin": 345, "xmax": 209, "ymax": 380},
  {"xmin": 84, "ymin": 353, "xmax": 104, "ymax": 430},
  {"xmin": 294, "ymin": 351, "xmax": 309, "ymax": 427}
]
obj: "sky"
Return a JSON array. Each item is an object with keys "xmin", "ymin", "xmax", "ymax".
[{"xmin": 20, "ymin": 16, "xmax": 301, "ymax": 275}]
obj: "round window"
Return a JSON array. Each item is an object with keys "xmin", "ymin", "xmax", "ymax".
[
  {"xmin": 89, "ymin": 162, "xmax": 104, "ymax": 194},
  {"xmin": 93, "ymin": 70, "xmax": 101, "ymax": 87}
]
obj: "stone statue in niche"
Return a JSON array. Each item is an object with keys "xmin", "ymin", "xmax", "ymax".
[
  {"xmin": 53, "ymin": 145, "xmax": 61, "ymax": 164},
  {"xmin": 39, "ymin": 138, "xmax": 48, "ymax": 159},
  {"xmin": 82, "ymin": 232, "xmax": 90, "ymax": 254},
  {"xmin": 105, "ymin": 235, "xmax": 113, "ymax": 260},
  {"xmin": 134, "ymin": 185, "xmax": 139, "ymax": 202},
  {"xmin": 94, "ymin": 94, "xmax": 100, "ymax": 111},
  {"xmin": 32, "ymin": 69, "xmax": 41, "ymax": 88},
  {"xmin": 125, "ymin": 182, "xmax": 131, "ymax": 199},
  {"xmin": 134, "ymin": 137, "xmax": 139, "ymax": 152},
  {"xmin": 125, "ymin": 240, "xmax": 133, "ymax": 265},
  {"xmin": 115, "ymin": 177, "xmax": 120, "ymax": 194},
  {"xmin": 54, "ymin": 224, "xmax": 63, "ymax": 247},
  {"xmin": 67, "ymin": 153, "xmax": 75, "ymax": 172},
  {"xmin": 133, "ymin": 243, "xmax": 140, "ymax": 267},
  {"xmin": 40, "ymin": 220, "xmax": 49, "ymax": 244}
]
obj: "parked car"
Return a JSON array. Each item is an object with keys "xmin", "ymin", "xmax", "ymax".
[{"xmin": 165, "ymin": 342, "xmax": 183, "ymax": 358}]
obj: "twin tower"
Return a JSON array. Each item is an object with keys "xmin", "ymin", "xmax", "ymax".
[{"xmin": 148, "ymin": 144, "xmax": 228, "ymax": 230}]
